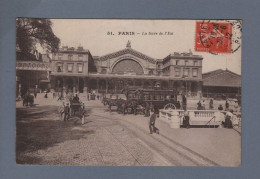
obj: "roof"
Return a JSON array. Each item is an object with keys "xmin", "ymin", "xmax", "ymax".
[
  {"xmin": 99, "ymin": 47, "xmax": 157, "ymax": 64},
  {"xmin": 202, "ymin": 69, "xmax": 241, "ymax": 87}
]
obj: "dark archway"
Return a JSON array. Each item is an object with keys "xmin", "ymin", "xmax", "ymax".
[
  {"xmin": 89, "ymin": 79, "xmax": 97, "ymax": 91},
  {"xmin": 66, "ymin": 78, "xmax": 73, "ymax": 92},
  {"xmin": 78, "ymin": 78, "xmax": 84, "ymax": 93},
  {"xmin": 161, "ymin": 81, "xmax": 169, "ymax": 90},
  {"xmin": 99, "ymin": 79, "xmax": 106, "ymax": 91},
  {"xmin": 55, "ymin": 77, "xmax": 63, "ymax": 92}
]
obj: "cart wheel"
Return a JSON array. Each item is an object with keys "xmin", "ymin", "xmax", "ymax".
[{"xmin": 164, "ymin": 103, "xmax": 176, "ymax": 110}]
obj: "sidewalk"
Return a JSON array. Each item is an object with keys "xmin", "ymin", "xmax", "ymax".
[{"xmin": 93, "ymin": 101, "xmax": 241, "ymax": 166}]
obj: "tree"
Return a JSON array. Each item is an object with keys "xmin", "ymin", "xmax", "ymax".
[{"xmin": 16, "ymin": 18, "xmax": 60, "ymax": 55}]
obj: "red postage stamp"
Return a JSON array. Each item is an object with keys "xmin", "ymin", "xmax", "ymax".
[{"xmin": 195, "ymin": 21, "xmax": 232, "ymax": 53}]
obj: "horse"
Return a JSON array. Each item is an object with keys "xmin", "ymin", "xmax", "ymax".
[{"xmin": 23, "ymin": 94, "xmax": 34, "ymax": 107}]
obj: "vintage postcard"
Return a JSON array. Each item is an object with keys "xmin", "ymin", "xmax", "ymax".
[{"xmin": 16, "ymin": 19, "xmax": 241, "ymax": 166}]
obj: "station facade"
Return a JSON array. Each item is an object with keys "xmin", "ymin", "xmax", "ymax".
[{"xmin": 47, "ymin": 42, "xmax": 203, "ymax": 97}]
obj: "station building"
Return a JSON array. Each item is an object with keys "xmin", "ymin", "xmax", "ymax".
[
  {"xmin": 202, "ymin": 69, "xmax": 241, "ymax": 99},
  {"xmin": 16, "ymin": 42, "xmax": 240, "ymax": 100},
  {"xmin": 16, "ymin": 42, "xmax": 241, "ymax": 100},
  {"xmin": 47, "ymin": 42, "xmax": 203, "ymax": 97}
]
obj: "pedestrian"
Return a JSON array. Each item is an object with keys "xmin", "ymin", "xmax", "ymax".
[
  {"xmin": 222, "ymin": 109, "xmax": 234, "ymax": 128},
  {"xmin": 197, "ymin": 100, "xmax": 202, "ymax": 110},
  {"xmin": 64, "ymin": 103, "xmax": 70, "ymax": 121},
  {"xmin": 44, "ymin": 92, "xmax": 48, "ymax": 98},
  {"xmin": 209, "ymin": 98, "xmax": 214, "ymax": 109},
  {"xmin": 57, "ymin": 94, "xmax": 62, "ymax": 101},
  {"xmin": 225, "ymin": 100, "xmax": 229, "ymax": 111},
  {"xmin": 34, "ymin": 88, "xmax": 37, "ymax": 99},
  {"xmin": 149, "ymin": 107, "xmax": 159, "ymax": 134},
  {"xmin": 53, "ymin": 91, "xmax": 56, "ymax": 99},
  {"xmin": 182, "ymin": 94, "xmax": 187, "ymax": 110},
  {"xmin": 81, "ymin": 103, "xmax": 86, "ymax": 125},
  {"xmin": 58, "ymin": 101, "xmax": 65, "ymax": 120},
  {"xmin": 201, "ymin": 100, "xmax": 205, "ymax": 110},
  {"xmin": 144, "ymin": 102, "xmax": 150, "ymax": 117},
  {"xmin": 183, "ymin": 110, "xmax": 190, "ymax": 129},
  {"xmin": 218, "ymin": 104, "xmax": 224, "ymax": 111}
]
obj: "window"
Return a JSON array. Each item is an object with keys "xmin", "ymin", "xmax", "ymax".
[
  {"xmin": 67, "ymin": 63, "xmax": 73, "ymax": 72},
  {"xmin": 57, "ymin": 63, "xmax": 63, "ymax": 72},
  {"xmin": 184, "ymin": 68, "xmax": 189, "ymax": 77},
  {"xmin": 176, "ymin": 60, "xmax": 179, "ymax": 65},
  {"xmin": 192, "ymin": 69, "xmax": 198, "ymax": 77},
  {"xmin": 58, "ymin": 54, "xmax": 63, "ymax": 60},
  {"xmin": 194, "ymin": 61, "xmax": 198, "ymax": 66},
  {"xmin": 78, "ymin": 55, "xmax": 83, "ymax": 61},
  {"xmin": 68, "ymin": 55, "xmax": 73, "ymax": 60},
  {"xmin": 175, "ymin": 68, "xmax": 180, "ymax": 77},
  {"xmin": 78, "ymin": 64, "xmax": 83, "ymax": 73},
  {"xmin": 148, "ymin": 70, "xmax": 154, "ymax": 75},
  {"xmin": 185, "ymin": 61, "xmax": 189, "ymax": 66}
]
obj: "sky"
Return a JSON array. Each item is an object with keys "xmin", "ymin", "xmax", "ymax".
[{"xmin": 50, "ymin": 19, "xmax": 241, "ymax": 75}]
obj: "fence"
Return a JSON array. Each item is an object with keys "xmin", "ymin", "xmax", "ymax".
[{"xmin": 159, "ymin": 109, "xmax": 225, "ymax": 128}]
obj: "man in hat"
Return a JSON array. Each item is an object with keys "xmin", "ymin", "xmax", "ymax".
[
  {"xmin": 183, "ymin": 110, "xmax": 190, "ymax": 129},
  {"xmin": 72, "ymin": 94, "xmax": 79, "ymax": 103},
  {"xmin": 149, "ymin": 106, "xmax": 159, "ymax": 134}
]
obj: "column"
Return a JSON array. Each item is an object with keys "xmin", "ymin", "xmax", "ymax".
[
  {"xmin": 105, "ymin": 79, "xmax": 108, "ymax": 93},
  {"xmin": 73, "ymin": 77, "xmax": 76, "ymax": 94},
  {"xmin": 62, "ymin": 77, "xmax": 66, "ymax": 98},
  {"xmin": 18, "ymin": 83, "xmax": 22, "ymax": 100},
  {"xmin": 96, "ymin": 78, "xmax": 99, "ymax": 93},
  {"xmin": 197, "ymin": 81, "xmax": 202, "ymax": 98},
  {"xmin": 83, "ymin": 78, "xmax": 88, "ymax": 94}
]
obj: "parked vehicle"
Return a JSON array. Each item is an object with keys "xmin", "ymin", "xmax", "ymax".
[{"xmin": 123, "ymin": 88, "xmax": 181, "ymax": 111}]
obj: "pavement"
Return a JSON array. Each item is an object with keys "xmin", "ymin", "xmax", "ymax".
[{"xmin": 16, "ymin": 93, "xmax": 241, "ymax": 166}]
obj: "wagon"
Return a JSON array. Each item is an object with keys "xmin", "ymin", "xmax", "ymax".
[
  {"xmin": 124, "ymin": 88, "xmax": 181, "ymax": 111},
  {"xmin": 70, "ymin": 102, "xmax": 82, "ymax": 116}
]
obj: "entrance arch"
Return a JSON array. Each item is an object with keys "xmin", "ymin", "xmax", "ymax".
[{"xmin": 112, "ymin": 59, "xmax": 144, "ymax": 74}]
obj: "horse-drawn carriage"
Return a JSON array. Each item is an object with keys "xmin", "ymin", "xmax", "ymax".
[
  {"xmin": 59, "ymin": 95, "xmax": 86, "ymax": 123},
  {"xmin": 23, "ymin": 89, "xmax": 35, "ymax": 107}
]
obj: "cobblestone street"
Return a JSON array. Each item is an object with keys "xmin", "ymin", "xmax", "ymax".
[{"xmin": 16, "ymin": 94, "xmax": 241, "ymax": 166}]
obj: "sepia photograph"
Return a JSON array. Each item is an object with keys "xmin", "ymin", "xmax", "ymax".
[{"xmin": 15, "ymin": 19, "xmax": 241, "ymax": 166}]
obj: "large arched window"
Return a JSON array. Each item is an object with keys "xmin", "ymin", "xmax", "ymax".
[{"xmin": 112, "ymin": 59, "xmax": 144, "ymax": 74}]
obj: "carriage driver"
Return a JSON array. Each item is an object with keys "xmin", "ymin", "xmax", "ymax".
[{"xmin": 72, "ymin": 94, "xmax": 80, "ymax": 103}]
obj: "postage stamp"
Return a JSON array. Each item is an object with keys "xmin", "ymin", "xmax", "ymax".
[{"xmin": 195, "ymin": 21, "xmax": 233, "ymax": 53}]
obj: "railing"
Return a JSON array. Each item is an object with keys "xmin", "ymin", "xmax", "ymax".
[
  {"xmin": 205, "ymin": 116, "xmax": 216, "ymax": 128},
  {"xmin": 16, "ymin": 61, "xmax": 51, "ymax": 71},
  {"xmin": 159, "ymin": 109, "xmax": 224, "ymax": 128}
]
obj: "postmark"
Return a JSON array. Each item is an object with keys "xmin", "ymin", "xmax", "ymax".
[{"xmin": 195, "ymin": 20, "xmax": 241, "ymax": 54}]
